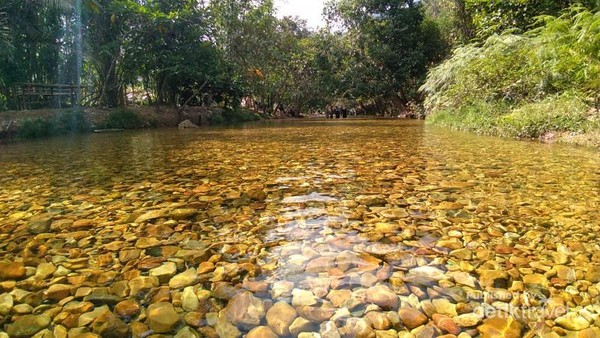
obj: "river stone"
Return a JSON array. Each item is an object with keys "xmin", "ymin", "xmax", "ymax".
[
  {"xmin": 266, "ymin": 301, "xmax": 297, "ymax": 336},
  {"xmin": 290, "ymin": 316, "xmax": 317, "ymax": 336},
  {"xmin": 432, "ymin": 298, "xmax": 457, "ymax": 317},
  {"xmin": 225, "ymin": 291, "xmax": 265, "ymax": 330},
  {"xmin": 447, "ymin": 271, "xmax": 477, "ymax": 288},
  {"xmin": 182, "ymin": 286, "xmax": 199, "ymax": 311},
  {"xmin": 403, "ymin": 266, "xmax": 446, "ymax": 286},
  {"xmin": 379, "ymin": 208, "xmax": 409, "ymax": 219},
  {"xmin": 555, "ymin": 312, "xmax": 591, "ymax": 331},
  {"xmin": 365, "ymin": 285, "xmax": 399, "ymax": 310},
  {"xmin": 149, "ymin": 262, "xmax": 177, "ymax": 282},
  {"xmin": 169, "ymin": 268, "xmax": 199, "ymax": 289},
  {"xmin": 35, "ymin": 262, "xmax": 57, "ymax": 279},
  {"xmin": 0, "ymin": 262, "xmax": 26, "ymax": 280},
  {"xmin": 374, "ymin": 222, "xmax": 400, "ymax": 233},
  {"xmin": 63, "ymin": 301, "xmax": 94, "ymax": 314},
  {"xmin": 298, "ymin": 333, "xmax": 321, "ymax": 338},
  {"xmin": 453, "ymin": 313, "xmax": 482, "ymax": 327},
  {"xmin": 170, "ymin": 208, "xmax": 198, "ymax": 220},
  {"xmin": 79, "ymin": 305, "xmax": 111, "ymax": 326},
  {"xmin": 433, "ymin": 314, "xmax": 461, "ymax": 335},
  {"xmin": 212, "ymin": 283, "xmax": 240, "ymax": 300},
  {"xmin": 522, "ymin": 274, "xmax": 548, "ymax": 287},
  {"xmin": 327, "ymin": 289, "xmax": 353, "ymax": 308},
  {"xmin": 43, "ymin": 284, "xmax": 71, "ymax": 302},
  {"xmin": 28, "ymin": 215, "xmax": 52, "ymax": 234},
  {"xmin": 477, "ymin": 270, "xmax": 509, "ymax": 288},
  {"xmin": 134, "ymin": 209, "xmax": 166, "ymax": 223},
  {"xmin": 31, "ymin": 329, "xmax": 53, "ymax": 338},
  {"xmin": 93, "ymin": 313, "xmax": 131, "ymax": 338},
  {"xmin": 553, "ymin": 265, "xmax": 576, "ymax": 283},
  {"xmin": 214, "ymin": 317, "xmax": 242, "ymax": 338},
  {"xmin": 321, "ymin": 320, "xmax": 341, "ymax": 338},
  {"xmin": 114, "ymin": 299, "xmax": 140, "ymax": 319},
  {"xmin": 365, "ymin": 311, "xmax": 391, "ymax": 330},
  {"xmin": 296, "ymin": 306, "xmax": 337, "ymax": 323},
  {"xmin": 175, "ymin": 326, "xmax": 200, "ymax": 338},
  {"xmin": 13, "ymin": 303, "xmax": 33, "ymax": 314},
  {"xmin": 477, "ymin": 315, "xmax": 522, "ymax": 338},
  {"xmin": 398, "ymin": 307, "xmax": 428, "ymax": 329},
  {"xmin": 84, "ymin": 290, "xmax": 122, "ymax": 307},
  {"xmin": 292, "ymin": 288, "xmax": 318, "ymax": 306},
  {"xmin": 6, "ymin": 314, "xmax": 51, "ymax": 338},
  {"xmin": 306, "ymin": 256, "xmax": 336, "ymax": 273},
  {"xmin": 147, "ymin": 302, "xmax": 180, "ymax": 333},
  {"xmin": 585, "ymin": 265, "xmax": 600, "ymax": 283},
  {"xmin": 339, "ymin": 317, "xmax": 375, "ymax": 338},
  {"xmin": 356, "ymin": 195, "xmax": 387, "ymax": 206},
  {"xmin": 450, "ymin": 248, "xmax": 473, "ymax": 260},
  {"xmin": 247, "ymin": 326, "xmax": 278, "ymax": 338},
  {"xmin": 0, "ymin": 293, "xmax": 14, "ymax": 315}
]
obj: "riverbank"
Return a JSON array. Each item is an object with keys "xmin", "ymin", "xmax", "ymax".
[
  {"xmin": 425, "ymin": 98, "xmax": 600, "ymax": 149},
  {"xmin": 0, "ymin": 106, "xmax": 262, "ymax": 143}
]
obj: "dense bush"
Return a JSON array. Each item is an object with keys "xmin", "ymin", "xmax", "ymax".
[
  {"xmin": 208, "ymin": 108, "xmax": 260, "ymax": 125},
  {"xmin": 17, "ymin": 110, "xmax": 91, "ymax": 139},
  {"xmin": 421, "ymin": 6, "xmax": 600, "ymax": 138},
  {"xmin": 100, "ymin": 109, "xmax": 142, "ymax": 129}
]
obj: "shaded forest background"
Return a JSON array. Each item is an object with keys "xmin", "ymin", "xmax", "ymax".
[{"xmin": 1, "ymin": 0, "xmax": 599, "ymax": 118}]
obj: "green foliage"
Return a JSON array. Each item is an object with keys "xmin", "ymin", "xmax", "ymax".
[
  {"xmin": 18, "ymin": 118, "xmax": 54, "ymax": 139},
  {"xmin": 17, "ymin": 109, "xmax": 91, "ymax": 139},
  {"xmin": 100, "ymin": 109, "xmax": 141, "ymax": 129},
  {"xmin": 465, "ymin": 0, "xmax": 599, "ymax": 40},
  {"xmin": 321, "ymin": 0, "xmax": 449, "ymax": 108},
  {"xmin": 53, "ymin": 109, "xmax": 91, "ymax": 134},
  {"xmin": 208, "ymin": 108, "xmax": 260, "ymax": 125},
  {"xmin": 497, "ymin": 94, "xmax": 589, "ymax": 137},
  {"xmin": 422, "ymin": 6, "xmax": 600, "ymax": 138},
  {"xmin": 428, "ymin": 95, "xmax": 592, "ymax": 138}
]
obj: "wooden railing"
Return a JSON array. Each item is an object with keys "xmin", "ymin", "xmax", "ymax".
[{"xmin": 9, "ymin": 83, "xmax": 89, "ymax": 110}]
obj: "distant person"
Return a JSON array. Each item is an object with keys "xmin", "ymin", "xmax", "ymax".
[
  {"xmin": 342, "ymin": 107, "xmax": 348, "ymax": 118},
  {"xmin": 335, "ymin": 106, "xmax": 341, "ymax": 119}
]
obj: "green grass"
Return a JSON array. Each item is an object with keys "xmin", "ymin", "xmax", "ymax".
[{"xmin": 427, "ymin": 94, "xmax": 595, "ymax": 139}]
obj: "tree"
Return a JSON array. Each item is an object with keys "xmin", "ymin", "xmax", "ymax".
[
  {"xmin": 466, "ymin": 0, "xmax": 600, "ymax": 40},
  {"xmin": 324, "ymin": 0, "xmax": 447, "ymax": 110}
]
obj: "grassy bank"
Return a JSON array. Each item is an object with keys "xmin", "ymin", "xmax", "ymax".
[
  {"xmin": 426, "ymin": 95, "xmax": 600, "ymax": 147},
  {"xmin": 421, "ymin": 7, "xmax": 600, "ymax": 149},
  {"xmin": 0, "ymin": 106, "xmax": 262, "ymax": 143}
]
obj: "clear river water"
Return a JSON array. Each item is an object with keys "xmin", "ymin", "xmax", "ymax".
[{"xmin": 0, "ymin": 119, "xmax": 599, "ymax": 337}]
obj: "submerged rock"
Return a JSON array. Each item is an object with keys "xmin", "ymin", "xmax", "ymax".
[
  {"xmin": 6, "ymin": 314, "xmax": 51, "ymax": 338},
  {"xmin": 146, "ymin": 302, "xmax": 181, "ymax": 333},
  {"xmin": 178, "ymin": 119, "xmax": 199, "ymax": 129}
]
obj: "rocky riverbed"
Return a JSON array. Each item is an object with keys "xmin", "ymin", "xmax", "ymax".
[{"xmin": 0, "ymin": 120, "xmax": 599, "ymax": 337}]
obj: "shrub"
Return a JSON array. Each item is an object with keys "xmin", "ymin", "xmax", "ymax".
[
  {"xmin": 18, "ymin": 118, "xmax": 53, "ymax": 139},
  {"xmin": 17, "ymin": 109, "xmax": 91, "ymax": 139},
  {"xmin": 101, "ymin": 109, "xmax": 141, "ymax": 129},
  {"xmin": 54, "ymin": 109, "xmax": 91, "ymax": 134},
  {"xmin": 422, "ymin": 6, "xmax": 600, "ymax": 139},
  {"xmin": 208, "ymin": 108, "xmax": 260, "ymax": 125},
  {"xmin": 497, "ymin": 94, "xmax": 588, "ymax": 138}
]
